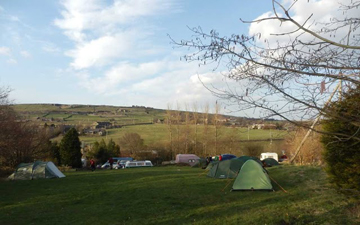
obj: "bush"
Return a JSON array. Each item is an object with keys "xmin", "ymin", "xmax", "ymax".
[
  {"xmin": 283, "ymin": 128, "xmax": 324, "ymax": 165},
  {"xmin": 242, "ymin": 143, "xmax": 264, "ymax": 157},
  {"xmin": 321, "ymin": 86, "xmax": 360, "ymax": 190}
]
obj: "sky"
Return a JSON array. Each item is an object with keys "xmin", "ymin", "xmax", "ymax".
[{"xmin": 0, "ymin": 0, "xmax": 349, "ymax": 116}]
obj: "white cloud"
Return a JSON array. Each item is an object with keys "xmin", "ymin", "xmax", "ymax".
[
  {"xmin": 6, "ymin": 58, "xmax": 17, "ymax": 64},
  {"xmin": 42, "ymin": 42, "xmax": 61, "ymax": 53},
  {"xmin": 54, "ymin": 0, "xmax": 176, "ymax": 36},
  {"xmin": 20, "ymin": 50, "xmax": 31, "ymax": 58},
  {"xmin": 66, "ymin": 31, "xmax": 141, "ymax": 69},
  {"xmin": 55, "ymin": 0, "xmax": 176, "ymax": 70},
  {"xmin": 55, "ymin": 0, "xmax": 225, "ymax": 110},
  {"xmin": 0, "ymin": 47, "xmax": 11, "ymax": 56},
  {"xmin": 249, "ymin": 0, "xmax": 357, "ymax": 46}
]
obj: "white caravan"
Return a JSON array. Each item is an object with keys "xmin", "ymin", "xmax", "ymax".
[{"xmin": 260, "ymin": 152, "xmax": 279, "ymax": 162}]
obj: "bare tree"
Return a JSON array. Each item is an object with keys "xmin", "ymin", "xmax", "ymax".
[
  {"xmin": 0, "ymin": 87, "xmax": 53, "ymax": 167},
  {"xmin": 192, "ymin": 102, "xmax": 199, "ymax": 154},
  {"xmin": 202, "ymin": 103, "xmax": 210, "ymax": 156},
  {"xmin": 171, "ymin": 0, "xmax": 360, "ymax": 141},
  {"xmin": 212, "ymin": 101, "xmax": 222, "ymax": 155},
  {"xmin": 118, "ymin": 133, "xmax": 145, "ymax": 155},
  {"xmin": 184, "ymin": 103, "xmax": 191, "ymax": 153},
  {"xmin": 175, "ymin": 102, "xmax": 182, "ymax": 154},
  {"xmin": 166, "ymin": 103, "xmax": 174, "ymax": 159}
]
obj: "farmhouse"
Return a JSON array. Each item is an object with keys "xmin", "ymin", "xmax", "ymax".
[
  {"xmin": 92, "ymin": 121, "xmax": 112, "ymax": 129},
  {"xmin": 251, "ymin": 123, "xmax": 277, "ymax": 129},
  {"xmin": 83, "ymin": 128, "xmax": 106, "ymax": 136}
]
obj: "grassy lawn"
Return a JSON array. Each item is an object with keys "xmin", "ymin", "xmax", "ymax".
[{"xmin": 0, "ymin": 165, "xmax": 358, "ymax": 225}]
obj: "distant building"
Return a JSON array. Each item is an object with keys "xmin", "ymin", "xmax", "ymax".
[
  {"xmin": 92, "ymin": 122, "xmax": 112, "ymax": 129},
  {"xmin": 251, "ymin": 123, "xmax": 277, "ymax": 129},
  {"xmin": 83, "ymin": 128, "xmax": 106, "ymax": 136}
]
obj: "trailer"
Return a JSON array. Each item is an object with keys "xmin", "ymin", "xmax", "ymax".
[{"xmin": 260, "ymin": 152, "xmax": 279, "ymax": 162}]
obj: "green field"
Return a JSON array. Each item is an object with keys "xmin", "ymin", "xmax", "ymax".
[
  {"xmin": 12, "ymin": 103, "xmax": 290, "ymax": 156},
  {"xmin": 0, "ymin": 165, "xmax": 358, "ymax": 225},
  {"xmin": 77, "ymin": 124, "xmax": 287, "ymax": 146}
]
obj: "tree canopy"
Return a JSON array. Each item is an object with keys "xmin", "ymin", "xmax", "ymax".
[
  {"xmin": 59, "ymin": 128, "xmax": 82, "ymax": 168},
  {"xmin": 0, "ymin": 87, "xmax": 53, "ymax": 167},
  {"xmin": 172, "ymin": 0, "xmax": 360, "ymax": 140},
  {"xmin": 322, "ymin": 85, "xmax": 360, "ymax": 190}
]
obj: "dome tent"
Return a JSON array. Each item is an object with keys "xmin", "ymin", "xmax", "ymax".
[
  {"xmin": 8, "ymin": 161, "xmax": 65, "ymax": 180},
  {"xmin": 231, "ymin": 159, "xmax": 273, "ymax": 191},
  {"xmin": 207, "ymin": 156, "xmax": 262, "ymax": 179},
  {"xmin": 262, "ymin": 158, "xmax": 280, "ymax": 167}
]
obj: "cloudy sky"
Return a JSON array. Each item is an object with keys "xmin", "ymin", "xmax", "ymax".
[{"xmin": 0, "ymin": 0, "xmax": 346, "ymax": 116}]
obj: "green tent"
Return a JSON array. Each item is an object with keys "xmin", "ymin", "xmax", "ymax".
[
  {"xmin": 191, "ymin": 158, "xmax": 207, "ymax": 168},
  {"xmin": 205, "ymin": 161, "xmax": 219, "ymax": 171},
  {"xmin": 231, "ymin": 159, "xmax": 273, "ymax": 191},
  {"xmin": 262, "ymin": 158, "xmax": 280, "ymax": 167},
  {"xmin": 207, "ymin": 156, "xmax": 263, "ymax": 179},
  {"xmin": 8, "ymin": 161, "xmax": 66, "ymax": 180}
]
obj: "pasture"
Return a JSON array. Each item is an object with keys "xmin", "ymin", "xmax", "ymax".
[{"xmin": 0, "ymin": 165, "xmax": 358, "ymax": 225}]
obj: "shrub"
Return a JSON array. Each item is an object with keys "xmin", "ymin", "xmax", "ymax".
[
  {"xmin": 242, "ymin": 143, "xmax": 264, "ymax": 157},
  {"xmin": 283, "ymin": 128, "xmax": 324, "ymax": 165},
  {"xmin": 321, "ymin": 85, "xmax": 360, "ymax": 190}
]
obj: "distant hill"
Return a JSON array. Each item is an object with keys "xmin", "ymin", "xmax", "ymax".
[
  {"xmin": 11, "ymin": 103, "xmax": 277, "ymax": 126},
  {"xmin": 10, "ymin": 104, "xmax": 288, "ymax": 156}
]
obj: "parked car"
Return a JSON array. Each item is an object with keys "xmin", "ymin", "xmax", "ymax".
[
  {"xmin": 101, "ymin": 162, "xmax": 119, "ymax": 169},
  {"xmin": 125, "ymin": 160, "xmax": 153, "ymax": 168},
  {"xmin": 212, "ymin": 154, "xmax": 237, "ymax": 161},
  {"xmin": 101, "ymin": 158, "xmax": 133, "ymax": 169}
]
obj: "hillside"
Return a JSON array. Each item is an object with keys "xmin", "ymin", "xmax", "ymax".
[{"xmin": 11, "ymin": 104, "xmax": 289, "ymax": 156}]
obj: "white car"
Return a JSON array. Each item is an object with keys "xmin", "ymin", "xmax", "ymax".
[
  {"xmin": 101, "ymin": 162, "xmax": 121, "ymax": 169},
  {"xmin": 125, "ymin": 160, "xmax": 153, "ymax": 168}
]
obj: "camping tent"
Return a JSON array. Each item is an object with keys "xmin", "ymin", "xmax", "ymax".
[
  {"xmin": 8, "ymin": 161, "xmax": 65, "ymax": 180},
  {"xmin": 262, "ymin": 158, "xmax": 280, "ymax": 167},
  {"xmin": 231, "ymin": 159, "xmax": 273, "ymax": 191},
  {"xmin": 191, "ymin": 157, "xmax": 207, "ymax": 168},
  {"xmin": 175, "ymin": 154, "xmax": 200, "ymax": 166},
  {"xmin": 207, "ymin": 156, "xmax": 262, "ymax": 179}
]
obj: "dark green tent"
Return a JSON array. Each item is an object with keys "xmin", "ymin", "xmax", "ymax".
[
  {"xmin": 231, "ymin": 159, "xmax": 273, "ymax": 191},
  {"xmin": 207, "ymin": 156, "xmax": 263, "ymax": 179},
  {"xmin": 191, "ymin": 158, "xmax": 207, "ymax": 168},
  {"xmin": 262, "ymin": 158, "xmax": 280, "ymax": 167}
]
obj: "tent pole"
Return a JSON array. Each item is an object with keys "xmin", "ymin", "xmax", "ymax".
[
  {"xmin": 269, "ymin": 175, "xmax": 288, "ymax": 193},
  {"xmin": 222, "ymin": 171, "xmax": 238, "ymax": 192},
  {"xmin": 221, "ymin": 176, "xmax": 235, "ymax": 192},
  {"xmin": 198, "ymin": 169, "xmax": 208, "ymax": 177}
]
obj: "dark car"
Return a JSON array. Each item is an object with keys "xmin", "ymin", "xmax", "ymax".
[{"xmin": 220, "ymin": 154, "xmax": 237, "ymax": 161}]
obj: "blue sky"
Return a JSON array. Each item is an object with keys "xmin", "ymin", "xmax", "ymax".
[
  {"xmin": 0, "ymin": 0, "xmax": 340, "ymax": 116},
  {"xmin": 0, "ymin": 0, "xmax": 273, "ymax": 114}
]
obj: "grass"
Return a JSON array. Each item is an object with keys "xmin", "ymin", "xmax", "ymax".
[
  {"xmin": 0, "ymin": 165, "xmax": 358, "ymax": 225},
  {"xmin": 12, "ymin": 104, "xmax": 289, "ymax": 151},
  {"xmin": 75, "ymin": 124, "xmax": 287, "ymax": 151}
]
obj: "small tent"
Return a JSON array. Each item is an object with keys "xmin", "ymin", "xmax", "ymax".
[
  {"xmin": 8, "ymin": 161, "xmax": 65, "ymax": 180},
  {"xmin": 231, "ymin": 159, "xmax": 273, "ymax": 191},
  {"xmin": 191, "ymin": 157, "xmax": 207, "ymax": 168},
  {"xmin": 262, "ymin": 158, "xmax": 280, "ymax": 167}
]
